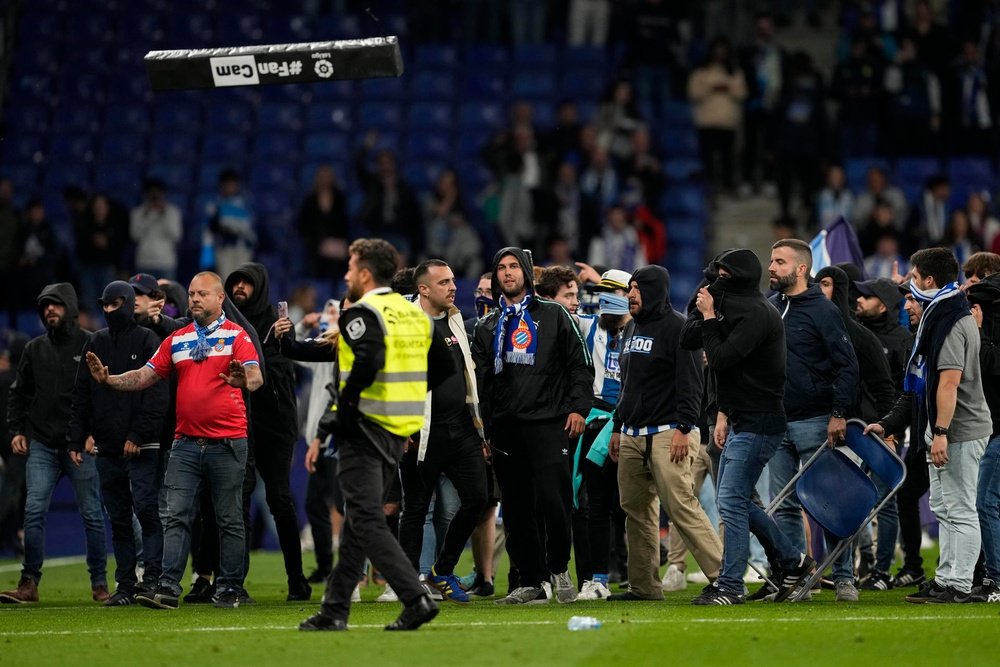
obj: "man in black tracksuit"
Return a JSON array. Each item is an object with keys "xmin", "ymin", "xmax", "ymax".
[
  {"xmin": 67, "ymin": 281, "xmax": 168, "ymax": 605},
  {"xmin": 472, "ymin": 247, "xmax": 594, "ymax": 605},
  {"xmin": 608, "ymin": 265, "xmax": 720, "ymax": 602},
  {"xmin": 855, "ymin": 278, "xmax": 914, "ymax": 398},
  {"xmin": 225, "ymin": 262, "xmax": 310, "ymax": 601},
  {"xmin": 682, "ymin": 248, "xmax": 815, "ymax": 604}
]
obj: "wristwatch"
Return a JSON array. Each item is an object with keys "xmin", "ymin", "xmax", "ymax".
[
  {"xmin": 676, "ymin": 424, "xmax": 692, "ymax": 435},
  {"xmin": 831, "ymin": 409, "xmax": 844, "ymax": 419},
  {"xmin": 932, "ymin": 425, "xmax": 950, "ymax": 437}
]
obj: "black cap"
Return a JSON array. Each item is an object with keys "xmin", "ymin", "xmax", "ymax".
[
  {"xmin": 855, "ymin": 278, "xmax": 903, "ymax": 308},
  {"xmin": 128, "ymin": 273, "xmax": 158, "ymax": 295}
]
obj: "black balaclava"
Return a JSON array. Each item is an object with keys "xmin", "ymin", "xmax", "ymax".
[{"xmin": 100, "ymin": 280, "xmax": 136, "ymax": 332}]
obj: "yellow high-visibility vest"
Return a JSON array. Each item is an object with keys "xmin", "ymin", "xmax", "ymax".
[{"xmin": 338, "ymin": 291, "xmax": 431, "ymax": 437}]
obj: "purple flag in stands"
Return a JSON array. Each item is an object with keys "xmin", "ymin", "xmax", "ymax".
[{"xmin": 810, "ymin": 216, "xmax": 866, "ymax": 278}]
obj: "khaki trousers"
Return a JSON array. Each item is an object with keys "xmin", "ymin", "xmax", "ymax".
[
  {"xmin": 618, "ymin": 430, "xmax": 722, "ymax": 598},
  {"xmin": 667, "ymin": 445, "xmax": 714, "ymax": 568}
]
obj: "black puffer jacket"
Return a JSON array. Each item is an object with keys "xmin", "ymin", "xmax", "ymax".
[
  {"xmin": 968, "ymin": 274, "xmax": 1000, "ymax": 435},
  {"xmin": 67, "ymin": 281, "xmax": 168, "ymax": 455},
  {"xmin": 225, "ymin": 262, "xmax": 297, "ymax": 444},
  {"xmin": 471, "ymin": 247, "xmax": 593, "ymax": 429},
  {"xmin": 8, "ymin": 283, "xmax": 91, "ymax": 448}
]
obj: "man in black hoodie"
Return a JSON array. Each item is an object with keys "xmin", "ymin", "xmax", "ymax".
[
  {"xmin": 767, "ymin": 239, "xmax": 860, "ymax": 602},
  {"xmin": 67, "ymin": 281, "xmax": 168, "ymax": 606},
  {"xmin": 472, "ymin": 247, "xmax": 594, "ymax": 605},
  {"xmin": 224, "ymin": 263, "xmax": 310, "ymax": 601},
  {"xmin": 682, "ymin": 248, "xmax": 816, "ymax": 604},
  {"xmin": 608, "ymin": 265, "xmax": 720, "ymax": 602},
  {"xmin": 0, "ymin": 284, "xmax": 107, "ymax": 604}
]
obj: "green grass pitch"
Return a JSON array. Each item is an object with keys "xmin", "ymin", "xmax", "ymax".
[{"xmin": 1, "ymin": 550, "xmax": 996, "ymax": 667}]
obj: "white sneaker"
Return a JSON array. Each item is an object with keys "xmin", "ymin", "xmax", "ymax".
[
  {"xmin": 550, "ymin": 571, "xmax": 577, "ymax": 604},
  {"xmin": 351, "ymin": 584, "xmax": 361, "ymax": 602},
  {"xmin": 419, "ymin": 578, "xmax": 444, "ymax": 601},
  {"xmin": 376, "ymin": 583, "xmax": 398, "ymax": 602},
  {"xmin": 686, "ymin": 570, "xmax": 710, "ymax": 584},
  {"xmin": 744, "ymin": 563, "xmax": 767, "ymax": 583},
  {"xmin": 578, "ymin": 580, "xmax": 612, "ymax": 600},
  {"xmin": 534, "ymin": 581, "xmax": 553, "ymax": 604},
  {"xmin": 661, "ymin": 564, "xmax": 686, "ymax": 592}
]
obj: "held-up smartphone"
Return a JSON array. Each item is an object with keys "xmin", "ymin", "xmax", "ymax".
[{"xmin": 277, "ymin": 301, "xmax": 288, "ymax": 319}]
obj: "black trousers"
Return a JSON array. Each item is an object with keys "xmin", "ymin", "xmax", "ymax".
[
  {"xmin": 581, "ymin": 422, "xmax": 623, "ymax": 576},
  {"xmin": 398, "ymin": 420, "xmax": 489, "ymax": 575},
  {"xmin": 321, "ymin": 424, "xmax": 423, "ymax": 620},
  {"xmin": 305, "ymin": 455, "xmax": 341, "ymax": 573},
  {"xmin": 250, "ymin": 432, "xmax": 304, "ymax": 580},
  {"xmin": 897, "ymin": 445, "xmax": 931, "ymax": 571},
  {"xmin": 492, "ymin": 418, "xmax": 573, "ymax": 587},
  {"xmin": 570, "ymin": 432, "xmax": 591, "ymax": 585},
  {"xmin": 698, "ymin": 127, "xmax": 737, "ymax": 191}
]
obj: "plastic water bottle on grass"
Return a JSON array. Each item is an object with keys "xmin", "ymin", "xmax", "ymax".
[{"xmin": 567, "ymin": 616, "xmax": 602, "ymax": 631}]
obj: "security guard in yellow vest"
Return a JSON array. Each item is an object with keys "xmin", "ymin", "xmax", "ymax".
[{"xmin": 300, "ymin": 239, "xmax": 455, "ymax": 634}]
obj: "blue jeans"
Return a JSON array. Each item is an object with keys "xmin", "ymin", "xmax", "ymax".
[
  {"xmin": 769, "ymin": 416, "xmax": 853, "ymax": 582},
  {"xmin": 873, "ymin": 464, "xmax": 900, "ymax": 573},
  {"xmin": 978, "ymin": 435, "xmax": 1000, "ymax": 581},
  {"xmin": 716, "ymin": 429, "xmax": 802, "ymax": 594},
  {"xmin": 159, "ymin": 437, "xmax": 247, "ymax": 594},
  {"xmin": 22, "ymin": 441, "xmax": 106, "ymax": 586},
  {"xmin": 97, "ymin": 449, "xmax": 162, "ymax": 592},
  {"xmin": 419, "ymin": 475, "xmax": 459, "ymax": 576}
]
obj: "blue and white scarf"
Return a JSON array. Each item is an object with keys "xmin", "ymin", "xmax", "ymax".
[
  {"xmin": 192, "ymin": 314, "xmax": 226, "ymax": 362},
  {"xmin": 902, "ymin": 280, "xmax": 961, "ymax": 399},
  {"xmin": 492, "ymin": 293, "xmax": 538, "ymax": 373}
]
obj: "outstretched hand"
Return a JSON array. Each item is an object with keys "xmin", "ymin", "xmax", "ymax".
[
  {"xmin": 86, "ymin": 351, "xmax": 109, "ymax": 384},
  {"xmin": 219, "ymin": 360, "xmax": 248, "ymax": 388}
]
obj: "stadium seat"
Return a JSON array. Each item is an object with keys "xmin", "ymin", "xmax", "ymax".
[
  {"xmin": 561, "ymin": 45, "xmax": 608, "ymax": 69},
  {"xmin": 512, "ymin": 72, "xmax": 555, "ymax": 99},
  {"xmin": 198, "ymin": 162, "xmax": 232, "ymax": 190},
  {"xmin": 4, "ymin": 103, "xmax": 51, "ymax": 134},
  {"xmin": 458, "ymin": 101, "xmax": 505, "ymax": 130},
  {"xmin": 415, "ymin": 45, "xmax": 459, "ymax": 69},
  {"xmin": 660, "ymin": 129, "xmax": 699, "ymax": 159},
  {"xmin": 463, "ymin": 72, "xmax": 507, "ymax": 99},
  {"xmin": 403, "ymin": 161, "xmax": 446, "ymax": 191},
  {"xmin": 358, "ymin": 102, "xmax": 402, "ymax": 129},
  {"xmin": 307, "ymin": 102, "xmax": 354, "ymax": 132},
  {"xmin": 947, "ymin": 157, "xmax": 997, "ymax": 206},
  {"xmin": 93, "ymin": 164, "xmax": 142, "ymax": 198},
  {"xmin": 844, "ymin": 158, "xmax": 890, "ymax": 191},
  {"xmin": 456, "ymin": 159, "xmax": 494, "ymax": 193},
  {"xmin": 201, "ymin": 134, "xmax": 249, "ymax": 162},
  {"xmin": 410, "ymin": 71, "xmax": 454, "ymax": 99},
  {"xmin": 257, "ymin": 102, "xmax": 303, "ymax": 132},
  {"xmin": 98, "ymin": 133, "xmax": 147, "ymax": 163},
  {"xmin": 153, "ymin": 104, "xmax": 202, "ymax": 131},
  {"xmin": 560, "ymin": 69, "xmax": 606, "ymax": 99},
  {"xmin": 53, "ymin": 105, "xmax": 101, "ymax": 133},
  {"xmin": 205, "ymin": 102, "xmax": 255, "ymax": 131},
  {"xmin": 662, "ymin": 102, "xmax": 695, "ymax": 127},
  {"xmin": 404, "ymin": 134, "xmax": 451, "ymax": 161},
  {"xmin": 307, "ymin": 79, "xmax": 356, "ymax": 102},
  {"xmin": 250, "ymin": 164, "xmax": 298, "ymax": 195},
  {"xmin": 3, "ymin": 163, "xmax": 41, "ymax": 193},
  {"xmin": 893, "ymin": 157, "xmax": 943, "ymax": 188},
  {"xmin": 407, "ymin": 103, "xmax": 453, "ymax": 129},
  {"xmin": 663, "ymin": 158, "xmax": 703, "ymax": 182},
  {"xmin": 660, "ymin": 186, "xmax": 707, "ymax": 218},
  {"xmin": 1, "ymin": 134, "xmax": 48, "ymax": 164},
  {"xmin": 667, "ymin": 217, "xmax": 705, "ymax": 246},
  {"xmin": 304, "ymin": 133, "xmax": 351, "ymax": 160},
  {"xmin": 148, "ymin": 164, "xmax": 195, "ymax": 191},
  {"xmin": 149, "ymin": 132, "xmax": 199, "ymax": 163},
  {"xmin": 103, "ymin": 104, "xmax": 151, "ymax": 133},
  {"xmin": 466, "ymin": 45, "xmax": 508, "ymax": 70},
  {"xmin": 48, "ymin": 133, "xmax": 95, "ymax": 163},
  {"xmin": 514, "ymin": 44, "xmax": 556, "ymax": 67},
  {"xmin": 42, "ymin": 164, "xmax": 91, "ymax": 191},
  {"xmin": 360, "ymin": 77, "xmax": 406, "ymax": 100},
  {"xmin": 253, "ymin": 132, "xmax": 302, "ymax": 160},
  {"xmin": 58, "ymin": 72, "xmax": 106, "ymax": 104}
]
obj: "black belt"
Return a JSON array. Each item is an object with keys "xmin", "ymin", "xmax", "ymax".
[{"xmin": 179, "ymin": 434, "xmax": 232, "ymax": 446}]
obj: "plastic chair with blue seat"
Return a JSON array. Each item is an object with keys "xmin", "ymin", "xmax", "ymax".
[{"xmin": 763, "ymin": 418, "xmax": 906, "ymax": 600}]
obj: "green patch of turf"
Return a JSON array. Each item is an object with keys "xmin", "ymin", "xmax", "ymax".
[{"xmin": 0, "ymin": 551, "xmax": 995, "ymax": 667}]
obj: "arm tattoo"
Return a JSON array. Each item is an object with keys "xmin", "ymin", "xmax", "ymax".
[{"xmin": 107, "ymin": 366, "xmax": 161, "ymax": 392}]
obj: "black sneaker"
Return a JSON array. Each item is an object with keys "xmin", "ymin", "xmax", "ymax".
[
  {"xmin": 860, "ymin": 570, "xmax": 894, "ymax": 591},
  {"xmin": 183, "ymin": 577, "xmax": 215, "ymax": 604},
  {"xmin": 135, "ymin": 586, "xmax": 179, "ymax": 610},
  {"xmin": 287, "ymin": 576, "xmax": 313, "ymax": 602},
  {"xmin": 746, "ymin": 581, "xmax": 778, "ymax": 602},
  {"xmin": 926, "ymin": 586, "xmax": 972, "ymax": 604},
  {"xmin": 970, "ymin": 578, "xmax": 1000, "ymax": 603},
  {"xmin": 385, "ymin": 594, "xmax": 439, "ymax": 631},
  {"xmin": 691, "ymin": 584, "xmax": 744, "ymax": 605},
  {"xmin": 772, "ymin": 555, "xmax": 816, "ymax": 603},
  {"xmin": 213, "ymin": 588, "xmax": 242, "ymax": 608},
  {"xmin": 468, "ymin": 580, "xmax": 495, "ymax": 598},
  {"xmin": 893, "ymin": 567, "xmax": 927, "ymax": 588},
  {"xmin": 905, "ymin": 579, "xmax": 946, "ymax": 604},
  {"xmin": 299, "ymin": 612, "xmax": 348, "ymax": 631},
  {"xmin": 239, "ymin": 589, "xmax": 256, "ymax": 605},
  {"xmin": 103, "ymin": 589, "xmax": 135, "ymax": 607},
  {"xmin": 306, "ymin": 569, "xmax": 331, "ymax": 585}
]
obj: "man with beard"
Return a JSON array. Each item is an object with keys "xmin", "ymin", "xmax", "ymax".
[
  {"xmin": 574, "ymin": 269, "xmax": 631, "ymax": 600},
  {"xmin": 0, "ymin": 284, "xmax": 107, "ymax": 604},
  {"xmin": 85, "ymin": 272, "xmax": 262, "ymax": 610},
  {"xmin": 67, "ymin": 281, "xmax": 168, "ymax": 606},
  {"xmin": 471, "ymin": 247, "xmax": 593, "ymax": 605},
  {"xmin": 224, "ymin": 263, "xmax": 311, "ymax": 601},
  {"xmin": 300, "ymin": 238, "xmax": 453, "ymax": 632},
  {"xmin": 682, "ymin": 249, "xmax": 816, "ymax": 604},
  {"xmin": 397, "ymin": 259, "xmax": 485, "ymax": 604},
  {"xmin": 767, "ymin": 239, "xmax": 860, "ymax": 602}
]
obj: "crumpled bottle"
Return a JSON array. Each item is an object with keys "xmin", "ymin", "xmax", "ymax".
[{"xmin": 567, "ymin": 615, "xmax": 602, "ymax": 631}]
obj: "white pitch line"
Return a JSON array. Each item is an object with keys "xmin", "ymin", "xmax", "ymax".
[
  {"xmin": 0, "ymin": 614, "xmax": 997, "ymax": 637},
  {"xmin": 0, "ymin": 556, "xmax": 85, "ymax": 574}
]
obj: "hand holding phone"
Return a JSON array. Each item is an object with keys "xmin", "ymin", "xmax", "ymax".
[{"xmin": 277, "ymin": 301, "xmax": 288, "ymax": 319}]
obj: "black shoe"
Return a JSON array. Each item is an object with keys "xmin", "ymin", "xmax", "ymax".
[
  {"xmin": 213, "ymin": 588, "xmax": 242, "ymax": 608},
  {"xmin": 239, "ymin": 589, "xmax": 256, "ymax": 605},
  {"xmin": 300, "ymin": 612, "xmax": 348, "ymax": 631},
  {"xmin": 773, "ymin": 555, "xmax": 816, "ymax": 603},
  {"xmin": 606, "ymin": 591, "xmax": 660, "ymax": 601},
  {"xmin": 103, "ymin": 589, "xmax": 135, "ymax": 606},
  {"xmin": 860, "ymin": 570, "xmax": 894, "ymax": 591},
  {"xmin": 970, "ymin": 578, "xmax": 1000, "ymax": 603},
  {"xmin": 746, "ymin": 581, "xmax": 778, "ymax": 601},
  {"xmin": 905, "ymin": 579, "xmax": 946, "ymax": 604},
  {"xmin": 691, "ymin": 583, "xmax": 744, "ymax": 605},
  {"xmin": 468, "ymin": 580, "xmax": 495, "ymax": 598},
  {"xmin": 857, "ymin": 551, "xmax": 876, "ymax": 581},
  {"xmin": 306, "ymin": 569, "xmax": 331, "ymax": 585},
  {"xmin": 183, "ymin": 577, "xmax": 215, "ymax": 604},
  {"xmin": 385, "ymin": 595, "xmax": 439, "ymax": 631},
  {"xmin": 926, "ymin": 586, "xmax": 972, "ymax": 604},
  {"xmin": 135, "ymin": 586, "xmax": 179, "ymax": 610},
  {"xmin": 892, "ymin": 567, "xmax": 927, "ymax": 588},
  {"xmin": 288, "ymin": 576, "xmax": 313, "ymax": 602}
]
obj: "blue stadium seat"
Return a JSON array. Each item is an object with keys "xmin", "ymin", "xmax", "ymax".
[
  {"xmin": 253, "ymin": 132, "xmax": 302, "ymax": 160},
  {"xmin": 459, "ymin": 101, "xmax": 505, "ymax": 130},
  {"xmin": 103, "ymin": 104, "xmax": 151, "ymax": 133},
  {"xmin": 307, "ymin": 102, "xmax": 354, "ymax": 132},
  {"xmin": 662, "ymin": 102, "xmax": 695, "ymax": 127},
  {"xmin": 215, "ymin": 14, "xmax": 264, "ymax": 45},
  {"xmin": 358, "ymin": 103, "xmax": 402, "ymax": 129},
  {"xmin": 2, "ymin": 163, "xmax": 40, "ymax": 193},
  {"xmin": 198, "ymin": 163, "xmax": 232, "ymax": 190},
  {"xmin": 664, "ymin": 158, "xmax": 703, "ymax": 182},
  {"xmin": 264, "ymin": 15, "xmax": 314, "ymax": 44},
  {"xmin": 407, "ymin": 103, "xmax": 453, "ymax": 129},
  {"xmin": 358, "ymin": 131, "xmax": 400, "ymax": 155},
  {"xmin": 463, "ymin": 72, "xmax": 507, "ymax": 99},
  {"xmin": 153, "ymin": 104, "xmax": 202, "ymax": 130},
  {"xmin": 307, "ymin": 79, "xmax": 356, "ymax": 102},
  {"xmin": 250, "ymin": 164, "xmax": 298, "ymax": 194},
  {"xmin": 93, "ymin": 165, "xmax": 141, "ymax": 198},
  {"xmin": 844, "ymin": 158, "xmax": 890, "ymax": 191},
  {"xmin": 53, "ymin": 105, "xmax": 100, "ymax": 133},
  {"xmin": 575, "ymin": 100, "xmax": 598, "ymax": 123},
  {"xmin": 947, "ymin": 158, "xmax": 997, "ymax": 206},
  {"xmin": 17, "ymin": 11, "xmax": 63, "ymax": 41},
  {"xmin": 532, "ymin": 104, "xmax": 555, "ymax": 128},
  {"xmin": 514, "ymin": 44, "xmax": 556, "ymax": 67},
  {"xmin": 466, "ymin": 45, "xmax": 508, "ymax": 70},
  {"xmin": 304, "ymin": 133, "xmax": 351, "ymax": 160},
  {"xmin": 205, "ymin": 102, "xmax": 255, "ymax": 131},
  {"xmin": 299, "ymin": 161, "xmax": 350, "ymax": 192},
  {"xmin": 403, "ymin": 161, "xmax": 446, "ymax": 191},
  {"xmin": 58, "ymin": 72, "xmax": 106, "ymax": 104},
  {"xmin": 667, "ymin": 217, "xmax": 706, "ymax": 246},
  {"xmin": 105, "ymin": 72, "xmax": 151, "ymax": 104},
  {"xmin": 415, "ymin": 45, "xmax": 459, "ymax": 69},
  {"xmin": 660, "ymin": 186, "xmax": 707, "ymax": 218},
  {"xmin": 660, "ymin": 129, "xmax": 699, "ymax": 159},
  {"xmin": 256, "ymin": 190, "xmax": 295, "ymax": 218},
  {"xmin": 560, "ymin": 69, "xmax": 606, "ymax": 98},
  {"xmin": 8, "ymin": 73, "xmax": 55, "ymax": 104},
  {"xmin": 361, "ymin": 77, "xmax": 406, "ymax": 100},
  {"xmin": 148, "ymin": 164, "xmax": 194, "ymax": 191},
  {"xmin": 48, "ymin": 133, "xmax": 95, "ymax": 162},
  {"xmin": 456, "ymin": 159, "xmax": 494, "ymax": 193},
  {"xmin": 168, "ymin": 13, "xmax": 215, "ymax": 47},
  {"xmin": 893, "ymin": 157, "xmax": 943, "ymax": 188},
  {"xmin": 43, "ymin": 164, "xmax": 91, "ymax": 191},
  {"xmin": 98, "ymin": 133, "xmax": 147, "ymax": 163},
  {"xmin": 201, "ymin": 134, "xmax": 248, "ymax": 162},
  {"xmin": 561, "ymin": 46, "xmax": 608, "ymax": 69},
  {"xmin": 457, "ymin": 132, "xmax": 486, "ymax": 158},
  {"xmin": 149, "ymin": 132, "xmax": 199, "ymax": 163},
  {"xmin": 512, "ymin": 72, "xmax": 555, "ymax": 99},
  {"xmin": 1, "ymin": 134, "xmax": 48, "ymax": 164},
  {"xmin": 313, "ymin": 14, "xmax": 362, "ymax": 40},
  {"xmin": 257, "ymin": 102, "xmax": 303, "ymax": 131},
  {"xmin": 404, "ymin": 134, "xmax": 451, "ymax": 161},
  {"xmin": 3, "ymin": 103, "xmax": 51, "ymax": 134},
  {"xmin": 410, "ymin": 71, "xmax": 454, "ymax": 99}
]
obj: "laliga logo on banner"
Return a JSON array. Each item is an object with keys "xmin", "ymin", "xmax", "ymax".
[{"xmin": 209, "ymin": 55, "xmax": 261, "ymax": 86}]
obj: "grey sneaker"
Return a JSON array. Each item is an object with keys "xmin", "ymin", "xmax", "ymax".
[
  {"xmin": 835, "ymin": 580, "xmax": 859, "ymax": 602},
  {"xmin": 494, "ymin": 586, "xmax": 544, "ymax": 605},
  {"xmin": 551, "ymin": 571, "xmax": 577, "ymax": 604}
]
